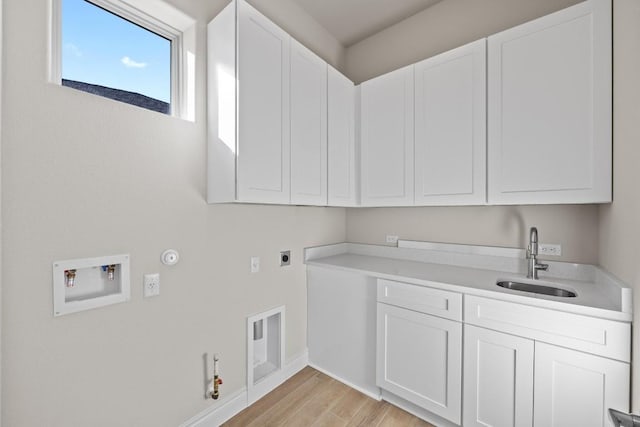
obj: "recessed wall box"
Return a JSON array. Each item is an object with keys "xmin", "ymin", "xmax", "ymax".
[
  {"xmin": 247, "ymin": 306, "xmax": 285, "ymax": 404},
  {"xmin": 53, "ymin": 254, "xmax": 131, "ymax": 317}
]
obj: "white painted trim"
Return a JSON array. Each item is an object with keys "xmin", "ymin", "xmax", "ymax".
[
  {"xmin": 247, "ymin": 306, "xmax": 286, "ymax": 405},
  {"xmin": 181, "ymin": 350, "xmax": 309, "ymax": 427},
  {"xmin": 308, "ymin": 362, "xmax": 381, "ymax": 401},
  {"xmin": 0, "ymin": 0, "xmax": 3, "ymax": 422},
  {"xmin": 284, "ymin": 349, "xmax": 309, "ymax": 376},
  {"xmin": 87, "ymin": 0, "xmax": 190, "ymax": 38},
  {"xmin": 179, "ymin": 387, "xmax": 247, "ymax": 427},
  {"xmin": 381, "ymin": 390, "xmax": 459, "ymax": 427},
  {"xmin": 595, "ymin": 268, "xmax": 634, "ymax": 315},
  {"xmin": 47, "ymin": 0, "xmax": 62, "ymax": 84},
  {"xmin": 398, "ymin": 239, "xmax": 525, "ymax": 258},
  {"xmin": 304, "ymin": 243, "xmax": 349, "ymax": 261}
]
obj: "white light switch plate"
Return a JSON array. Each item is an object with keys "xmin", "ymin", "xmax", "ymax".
[
  {"xmin": 250, "ymin": 257, "xmax": 260, "ymax": 273},
  {"xmin": 144, "ymin": 273, "xmax": 160, "ymax": 297}
]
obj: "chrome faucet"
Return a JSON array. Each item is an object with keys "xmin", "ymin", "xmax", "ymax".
[{"xmin": 527, "ymin": 227, "xmax": 549, "ymax": 279}]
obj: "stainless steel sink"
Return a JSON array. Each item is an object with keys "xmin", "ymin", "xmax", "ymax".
[{"xmin": 497, "ymin": 280, "xmax": 577, "ymax": 297}]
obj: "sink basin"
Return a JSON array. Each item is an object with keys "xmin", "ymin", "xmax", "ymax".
[{"xmin": 497, "ymin": 281, "xmax": 577, "ymax": 298}]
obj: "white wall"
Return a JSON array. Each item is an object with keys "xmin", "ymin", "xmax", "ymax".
[
  {"xmin": 1, "ymin": 1, "xmax": 345, "ymax": 426},
  {"xmin": 348, "ymin": 205, "xmax": 600, "ymax": 263},
  {"xmin": 345, "ymin": 0, "xmax": 582, "ymax": 84},
  {"xmin": 247, "ymin": 0, "xmax": 346, "ymax": 70},
  {"xmin": 0, "ymin": 0, "xmax": 3, "ymax": 421},
  {"xmin": 599, "ymin": 0, "xmax": 640, "ymax": 410}
]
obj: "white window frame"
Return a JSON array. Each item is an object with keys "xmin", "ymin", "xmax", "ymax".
[{"xmin": 49, "ymin": 0, "xmax": 196, "ymax": 120}]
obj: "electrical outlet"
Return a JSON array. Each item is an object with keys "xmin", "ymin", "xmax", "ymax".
[
  {"xmin": 280, "ymin": 250, "xmax": 291, "ymax": 266},
  {"xmin": 143, "ymin": 273, "xmax": 160, "ymax": 297},
  {"xmin": 386, "ymin": 235, "xmax": 399, "ymax": 244},
  {"xmin": 539, "ymin": 243, "xmax": 562, "ymax": 257},
  {"xmin": 250, "ymin": 256, "xmax": 260, "ymax": 273}
]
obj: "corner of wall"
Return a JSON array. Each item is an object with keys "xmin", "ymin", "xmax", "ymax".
[{"xmin": 245, "ymin": 0, "xmax": 347, "ymax": 72}]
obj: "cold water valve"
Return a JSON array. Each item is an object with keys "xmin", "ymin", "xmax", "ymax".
[
  {"xmin": 102, "ymin": 264, "xmax": 117, "ymax": 281},
  {"xmin": 64, "ymin": 269, "xmax": 77, "ymax": 288}
]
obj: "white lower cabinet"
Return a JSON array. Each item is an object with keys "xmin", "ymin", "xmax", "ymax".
[
  {"xmin": 534, "ymin": 342, "xmax": 629, "ymax": 427},
  {"xmin": 307, "ymin": 267, "xmax": 378, "ymax": 397},
  {"xmin": 463, "ymin": 325, "xmax": 534, "ymax": 427},
  {"xmin": 315, "ymin": 276, "xmax": 631, "ymax": 427},
  {"xmin": 376, "ymin": 302, "xmax": 462, "ymax": 424},
  {"xmin": 463, "ymin": 295, "xmax": 630, "ymax": 427},
  {"xmin": 464, "ymin": 326, "xmax": 630, "ymax": 427}
]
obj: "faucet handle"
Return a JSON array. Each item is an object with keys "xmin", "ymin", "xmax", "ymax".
[{"xmin": 535, "ymin": 262, "xmax": 549, "ymax": 272}]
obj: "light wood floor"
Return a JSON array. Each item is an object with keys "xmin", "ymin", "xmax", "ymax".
[{"xmin": 223, "ymin": 367, "xmax": 435, "ymax": 427}]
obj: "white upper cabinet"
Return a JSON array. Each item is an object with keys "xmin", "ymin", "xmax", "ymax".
[
  {"xmin": 207, "ymin": 1, "xmax": 237, "ymax": 204},
  {"xmin": 328, "ymin": 66, "xmax": 358, "ymax": 207},
  {"xmin": 487, "ymin": 0, "xmax": 612, "ymax": 204},
  {"xmin": 360, "ymin": 66, "xmax": 414, "ymax": 206},
  {"xmin": 236, "ymin": 0, "xmax": 291, "ymax": 204},
  {"xmin": 290, "ymin": 40, "xmax": 328, "ymax": 206},
  {"xmin": 414, "ymin": 39, "xmax": 487, "ymax": 206},
  {"xmin": 208, "ymin": 0, "xmax": 612, "ymax": 207},
  {"xmin": 208, "ymin": 0, "xmax": 335, "ymax": 206},
  {"xmin": 208, "ymin": 0, "xmax": 291, "ymax": 204}
]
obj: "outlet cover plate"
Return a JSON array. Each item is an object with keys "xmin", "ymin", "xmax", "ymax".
[
  {"xmin": 539, "ymin": 243, "xmax": 562, "ymax": 256},
  {"xmin": 250, "ymin": 257, "xmax": 260, "ymax": 273},
  {"xmin": 144, "ymin": 273, "xmax": 160, "ymax": 297}
]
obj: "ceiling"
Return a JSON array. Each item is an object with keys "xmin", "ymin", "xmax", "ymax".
[{"xmin": 292, "ymin": 0, "xmax": 444, "ymax": 46}]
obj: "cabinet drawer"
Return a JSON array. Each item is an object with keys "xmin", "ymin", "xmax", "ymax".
[
  {"xmin": 377, "ymin": 279, "xmax": 462, "ymax": 321},
  {"xmin": 465, "ymin": 295, "xmax": 630, "ymax": 362}
]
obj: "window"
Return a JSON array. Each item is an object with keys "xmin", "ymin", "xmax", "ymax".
[
  {"xmin": 50, "ymin": 0, "xmax": 196, "ymax": 119},
  {"xmin": 62, "ymin": 0, "xmax": 171, "ymax": 113}
]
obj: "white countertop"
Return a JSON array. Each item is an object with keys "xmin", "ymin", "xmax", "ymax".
[{"xmin": 304, "ymin": 242, "xmax": 632, "ymax": 323}]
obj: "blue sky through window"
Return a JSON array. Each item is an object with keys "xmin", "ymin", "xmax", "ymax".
[{"xmin": 62, "ymin": 0, "xmax": 171, "ymax": 103}]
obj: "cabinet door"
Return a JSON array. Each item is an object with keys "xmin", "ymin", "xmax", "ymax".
[
  {"xmin": 207, "ymin": 2, "xmax": 237, "ymax": 203},
  {"xmin": 414, "ymin": 39, "xmax": 486, "ymax": 206},
  {"xmin": 290, "ymin": 39, "xmax": 327, "ymax": 205},
  {"xmin": 463, "ymin": 325, "xmax": 534, "ymax": 427},
  {"xmin": 534, "ymin": 342, "xmax": 629, "ymax": 427},
  {"xmin": 237, "ymin": 0, "xmax": 290, "ymax": 204},
  {"xmin": 360, "ymin": 66, "xmax": 414, "ymax": 206},
  {"xmin": 487, "ymin": 0, "xmax": 611, "ymax": 204},
  {"xmin": 377, "ymin": 303, "xmax": 461, "ymax": 423},
  {"xmin": 328, "ymin": 66, "xmax": 357, "ymax": 206}
]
